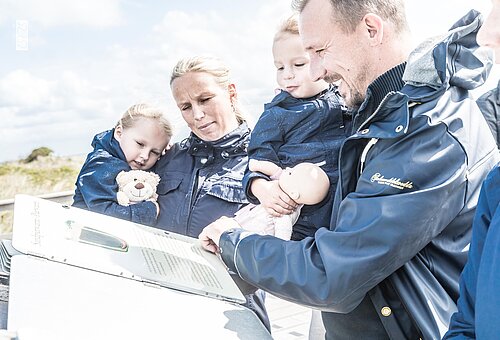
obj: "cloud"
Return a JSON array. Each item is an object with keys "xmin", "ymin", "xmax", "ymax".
[{"xmin": 0, "ymin": 0, "xmax": 125, "ymax": 28}]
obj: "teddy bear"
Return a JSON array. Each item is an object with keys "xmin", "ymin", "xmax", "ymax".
[{"xmin": 116, "ymin": 170, "xmax": 161, "ymax": 206}]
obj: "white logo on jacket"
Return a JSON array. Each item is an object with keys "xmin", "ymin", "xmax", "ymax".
[{"xmin": 370, "ymin": 173, "xmax": 413, "ymax": 190}]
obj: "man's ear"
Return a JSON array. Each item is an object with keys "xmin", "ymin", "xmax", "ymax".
[{"xmin": 362, "ymin": 13, "xmax": 384, "ymax": 45}]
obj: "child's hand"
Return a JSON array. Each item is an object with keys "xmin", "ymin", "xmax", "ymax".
[{"xmin": 251, "ymin": 178, "xmax": 298, "ymax": 217}]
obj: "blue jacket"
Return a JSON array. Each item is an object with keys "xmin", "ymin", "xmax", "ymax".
[
  {"xmin": 243, "ymin": 87, "xmax": 351, "ymax": 240},
  {"xmin": 154, "ymin": 122, "xmax": 250, "ymax": 238},
  {"xmin": 218, "ymin": 10, "xmax": 498, "ymax": 339},
  {"xmin": 443, "ymin": 165, "xmax": 500, "ymax": 340},
  {"xmin": 72, "ymin": 130, "xmax": 157, "ymax": 225}
]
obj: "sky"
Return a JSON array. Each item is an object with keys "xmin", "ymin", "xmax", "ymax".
[{"xmin": 0, "ymin": 0, "xmax": 497, "ymax": 162}]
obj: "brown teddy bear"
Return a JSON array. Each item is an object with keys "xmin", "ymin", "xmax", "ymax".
[{"xmin": 116, "ymin": 170, "xmax": 160, "ymax": 206}]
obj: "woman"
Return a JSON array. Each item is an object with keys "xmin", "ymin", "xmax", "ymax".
[{"xmin": 153, "ymin": 55, "xmax": 269, "ymax": 331}]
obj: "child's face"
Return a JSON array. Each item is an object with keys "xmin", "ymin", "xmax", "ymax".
[
  {"xmin": 114, "ymin": 118, "xmax": 170, "ymax": 170},
  {"xmin": 273, "ymin": 33, "xmax": 328, "ymax": 99}
]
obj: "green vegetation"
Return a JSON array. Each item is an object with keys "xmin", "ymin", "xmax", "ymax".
[
  {"xmin": 0, "ymin": 154, "xmax": 84, "ymax": 234},
  {"xmin": 24, "ymin": 146, "xmax": 53, "ymax": 163}
]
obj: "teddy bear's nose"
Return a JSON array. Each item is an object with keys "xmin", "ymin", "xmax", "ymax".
[{"xmin": 135, "ymin": 183, "xmax": 145, "ymax": 190}]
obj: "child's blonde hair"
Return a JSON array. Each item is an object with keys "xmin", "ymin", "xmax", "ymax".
[
  {"xmin": 274, "ymin": 14, "xmax": 300, "ymax": 42},
  {"xmin": 116, "ymin": 103, "xmax": 173, "ymax": 138}
]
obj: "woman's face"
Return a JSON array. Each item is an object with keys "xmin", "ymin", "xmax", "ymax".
[{"xmin": 171, "ymin": 72, "xmax": 240, "ymax": 141}]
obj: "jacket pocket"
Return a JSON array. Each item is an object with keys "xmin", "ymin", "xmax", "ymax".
[
  {"xmin": 156, "ymin": 176, "xmax": 183, "ymax": 195},
  {"xmin": 207, "ymin": 179, "xmax": 247, "ymax": 204}
]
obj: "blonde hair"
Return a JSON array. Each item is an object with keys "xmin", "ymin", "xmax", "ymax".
[
  {"xmin": 116, "ymin": 103, "xmax": 173, "ymax": 138},
  {"xmin": 170, "ymin": 56, "xmax": 246, "ymax": 124},
  {"xmin": 274, "ymin": 14, "xmax": 300, "ymax": 41}
]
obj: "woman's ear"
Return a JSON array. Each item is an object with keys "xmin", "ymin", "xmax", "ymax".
[{"xmin": 228, "ymin": 83, "xmax": 237, "ymax": 99}]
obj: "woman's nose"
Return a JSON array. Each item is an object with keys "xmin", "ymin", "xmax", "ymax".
[{"xmin": 192, "ymin": 105, "xmax": 205, "ymax": 120}]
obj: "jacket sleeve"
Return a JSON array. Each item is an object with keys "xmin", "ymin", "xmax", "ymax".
[
  {"xmin": 444, "ymin": 166, "xmax": 500, "ymax": 339},
  {"xmin": 220, "ymin": 121, "xmax": 469, "ymax": 313},
  {"xmin": 75, "ymin": 155, "xmax": 158, "ymax": 226},
  {"xmin": 243, "ymin": 108, "xmax": 284, "ymax": 202}
]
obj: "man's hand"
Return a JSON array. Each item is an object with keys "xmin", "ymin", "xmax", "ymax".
[
  {"xmin": 199, "ymin": 216, "xmax": 242, "ymax": 253},
  {"xmin": 251, "ymin": 178, "xmax": 298, "ymax": 217}
]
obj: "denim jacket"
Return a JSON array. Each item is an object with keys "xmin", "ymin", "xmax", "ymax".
[
  {"xmin": 244, "ymin": 87, "xmax": 351, "ymax": 240},
  {"xmin": 154, "ymin": 122, "xmax": 250, "ymax": 238},
  {"xmin": 72, "ymin": 130, "xmax": 158, "ymax": 225}
]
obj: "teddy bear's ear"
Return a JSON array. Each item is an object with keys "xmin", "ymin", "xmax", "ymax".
[
  {"xmin": 148, "ymin": 172, "xmax": 161, "ymax": 187},
  {"xmin": 116, "ymin": 171, "xmax": 127, "ymax": 186}
]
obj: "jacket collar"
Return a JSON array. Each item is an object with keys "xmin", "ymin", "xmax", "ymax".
[
  {"xmin": 181, "ymin": 122, "xmax": 250, "ymax": 164},
  {"xmin": 353, "ymin": 63, "xmax": 407, "ymax": 133}
]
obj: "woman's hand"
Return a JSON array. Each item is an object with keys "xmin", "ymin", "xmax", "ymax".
[{"xmin": 250, "ymin": 178, "xmax": 298, "ymax": 217}]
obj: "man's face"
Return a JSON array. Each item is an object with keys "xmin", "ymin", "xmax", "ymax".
[
  {"xmin": 477, "ymin": 0, "xmax": 500, "ymax": 62},
  {"xmin": 299, "ymin": 0, "xmax": 371, "ymax": 108}
]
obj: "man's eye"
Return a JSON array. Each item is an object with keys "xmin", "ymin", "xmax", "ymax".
[
  {"xmin": 200, "ymin": 97, "xmax": 211, "ymax": 103},
  {"xmin": 136, "ymin": 141, "xmax": 144, "ymax": 147},
  {"xmin": 316, "ymin": 49, "xmax": 325, "ymax": 57}
]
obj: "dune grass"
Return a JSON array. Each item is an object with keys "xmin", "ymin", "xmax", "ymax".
[{"xmin": 0, "ymin": 155, "xmax": 84, "ymax": 234}]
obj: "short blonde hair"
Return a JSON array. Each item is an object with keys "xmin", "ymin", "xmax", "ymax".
[
  {"xmin": 170, "ymin": 55, "xmax": 246, "ymax": 124},
  {"xmin": 116, "ymin": 103, "xmax": 173, "ymax": 138},
  {"xmin": 274, "ymin": 14, "xmax": 300, "ymax": 41}
]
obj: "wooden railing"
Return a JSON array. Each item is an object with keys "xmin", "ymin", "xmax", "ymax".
[{"xmin": 0, "ymin": 191, "xmax": 74, "ymax": 213}]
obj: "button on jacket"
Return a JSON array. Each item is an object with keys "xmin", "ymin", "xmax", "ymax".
[{"xmin": 218, "ymin": 10, "xmax": 499, "ymax": 339}]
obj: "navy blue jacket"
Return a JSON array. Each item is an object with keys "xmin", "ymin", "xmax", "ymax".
[
  {"xmin": 218, "ymin": 11, "xmax": 498, "ymax": 339},
  {"xmin": 73, "ymin": 130, "xmax": 157, "ymax": 225},
  {"xmin": 244, "ymin": 87, "xmax": 351, "ymax": 240},
  {"xmin": 444, "ymin": 164, "xmax": 500, "ymax": 339},
  {"xmin": 155, "ymin": 123, "xmax": 250, "ymax": 238}
]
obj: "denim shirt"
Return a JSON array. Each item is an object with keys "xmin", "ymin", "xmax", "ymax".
[
  {"xmin": 155, "ymin": 123, "xmax": 250, "ymax": 238},
  {"xmin": 243, "ymin": 87, "xmax": 351, "ymax": 240}
]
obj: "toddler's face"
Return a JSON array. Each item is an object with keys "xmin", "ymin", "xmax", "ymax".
[
  {"xmin": 273, "ymin": 33, "xmax": 328, "ymax": 99},
  {"xmin": 114, "ymin": 118, "xmax": 170, "ymax": 170}
]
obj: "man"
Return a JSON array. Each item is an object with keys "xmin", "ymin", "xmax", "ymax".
[
  {"xmin": 444, "ymin": 0, "xmax": 500, "ymax": 338},
  {"xmin": 200, "ymin": 0, "xmax": 498, "ymax": 338}
]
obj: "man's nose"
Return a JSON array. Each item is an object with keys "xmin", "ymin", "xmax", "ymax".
[{"xmin": 309, "ymin": 55, "xmax": 326, "ymax": 81}]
